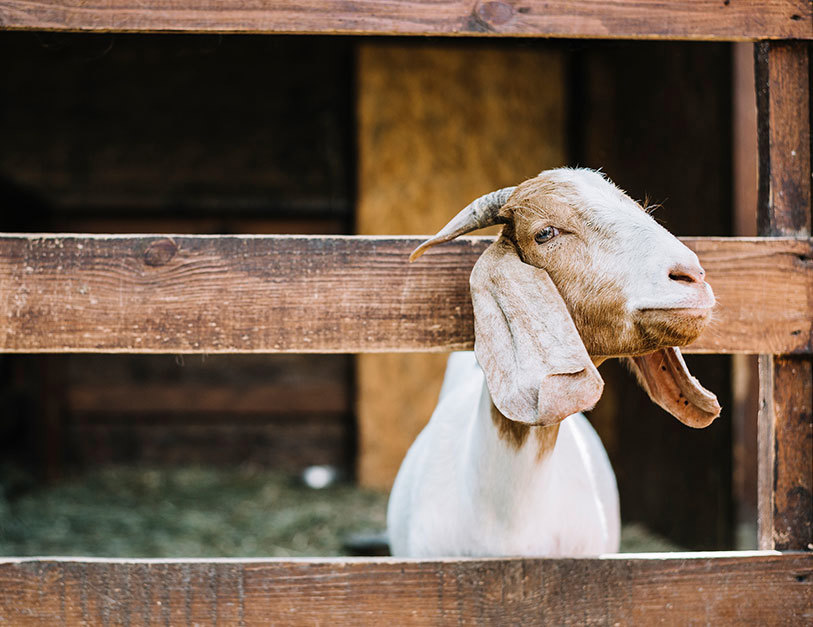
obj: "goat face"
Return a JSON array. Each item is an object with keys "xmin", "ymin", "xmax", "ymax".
[
  {"xmin": 412, "ymin": 168, "xmax": 720, "ymax": 429},
  {"xmin": 502, "ymin": 168, "xmax": 715, "ymax": 358}
]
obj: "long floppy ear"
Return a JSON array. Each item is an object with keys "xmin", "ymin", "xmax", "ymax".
[
  {"xmin": 471, "ymin": 237, "xmax": 604, "ymax": 426},
  {"xmin": 626, "ymin": 348, "xmax": 721, "ymax": 428}
]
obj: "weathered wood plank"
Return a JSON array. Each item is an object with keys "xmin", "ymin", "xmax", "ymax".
[
  {"xmin": 731, "ymin": 41, "xmax": 760, "ymax": 543},
  {"xmin": 688, "ymin": 237, "xmax": 812, "ymax": 355},
  {"xmin": 756, "ymin": 43, "xmax": 812, "ymax": 238},
  {"xmin": 0, "ymin": 554, "xmax": 810, "ymax": 624},
  {"xmin": 0, "ymin": 235, "xmax": 809, "ymax": 354},
  {"xmin": 759, "ymin": 355, "xmax": 813, "ymax": 550},
  {"xmin": 0, "ymin": 0, "xmax": 810, "ymax": 40},
  {"xmin": 756, "ymin": 42, "xmax": 812, "ymax": 552}
]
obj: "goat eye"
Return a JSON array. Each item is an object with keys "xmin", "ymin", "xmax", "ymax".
[{"xmin": 534, "ymin": 226, "xmax": 559, "ymax": 244}]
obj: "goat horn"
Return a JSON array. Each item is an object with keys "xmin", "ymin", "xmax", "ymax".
[{"xmin": 409, "ymin": 187, "xmax": 516, "ymax": 262}]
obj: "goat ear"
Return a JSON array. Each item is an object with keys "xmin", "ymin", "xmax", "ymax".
[
  {"xmin": 626, "ymin": 348, "xmax": 721, "ymax": 428},
  {"xmin": 470, "ymin": 238, "xmax": 604, "ymax": 425}
]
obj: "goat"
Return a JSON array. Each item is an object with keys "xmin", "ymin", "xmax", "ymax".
[{"xmin": 387, "ymin": 167, "xmax": 721, "ymax": 558}]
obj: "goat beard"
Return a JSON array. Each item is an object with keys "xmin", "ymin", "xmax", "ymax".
[{"xmin": 625, "ymin": 347, "xmax": 721, "ymax": 428}]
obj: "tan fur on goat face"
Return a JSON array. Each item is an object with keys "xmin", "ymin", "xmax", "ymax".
[{"xmin": 499, "ymin": 169, "xmax": 714, "ymax": 358}]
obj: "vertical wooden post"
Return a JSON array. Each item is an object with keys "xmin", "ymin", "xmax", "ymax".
[
  {"xmin": 755, "ymin": 41, "xmax": 812, "ymax": 551},
  {"xmin": 732, "ymin": 42, "xmax": 759, "ymax": 547}
]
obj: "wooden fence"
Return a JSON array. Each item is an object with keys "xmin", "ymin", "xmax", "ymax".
[
  {"xmin": 0, "ymin": 553, "xmax": 810, "ymax": 624},
  {"xmin": 0, "ymin": 1, "xmax": 811, "ymax": 623},
  {"xmin": 0, "ymin": 0, "xmax": 810, "ymax": 40},
  {"xmin": 0, "ymin": 235, "xmax": 809, "ymax": 355}
]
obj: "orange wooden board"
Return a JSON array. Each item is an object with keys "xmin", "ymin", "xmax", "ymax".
[
  {"xmin": 1, "ymin": 1, "xmax": 810, "ymax": 40},
  {"xmin": 0, "ymin": 235, "xmax": 809, "ymax": 354},
  {"xmin": 0, "ymin": 554, "xmax": 810, "ymax": 624}
]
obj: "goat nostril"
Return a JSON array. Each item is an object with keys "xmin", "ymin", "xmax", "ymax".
[
  {"xmin": 669, "ymin": 264, "xmax": 705, "ymax": 284},
  {"xmin": 669, "ymin": 272, "xmax": 695, "ymax": 283}
]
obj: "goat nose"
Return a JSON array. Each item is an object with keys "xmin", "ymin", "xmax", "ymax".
[{"xmin": 668, "ymin": 262, "xmax": 705, "ymax": 285}]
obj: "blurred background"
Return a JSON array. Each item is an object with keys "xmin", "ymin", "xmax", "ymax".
[{"xmin": 0, "ymin": 33, "xmax": 759, "ymax": 556}]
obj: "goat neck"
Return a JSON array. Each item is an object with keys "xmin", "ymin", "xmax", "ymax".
[{"xmin": 464, "ymin": 381, "xmax": 561, "ymax": 525}]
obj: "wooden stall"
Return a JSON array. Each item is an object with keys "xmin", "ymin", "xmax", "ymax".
[
  {"xmin": 0, "ymin": 0, "xmax": 811, "ymax": 622},
  {"xmin": 0, "ymin": 34, "xmax": 358, "ymax": 476}
]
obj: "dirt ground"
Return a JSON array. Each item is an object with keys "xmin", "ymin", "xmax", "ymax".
[{"xmin": 0, "ymin": 466, "xmax": 680, "ymax": 557}]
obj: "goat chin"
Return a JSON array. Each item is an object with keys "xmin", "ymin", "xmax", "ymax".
[
  {"xmin": 635, "ymin": 307, "xmax": 712, "ymax": 347},
  {"xmin": 387, "ymin": 351, "xmax": 620, "ymax": 558}
]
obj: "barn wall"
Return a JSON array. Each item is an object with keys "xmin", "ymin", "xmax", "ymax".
[{"xmin": 355, "ymin": 40, "xmax": 567, "ymax": 488}]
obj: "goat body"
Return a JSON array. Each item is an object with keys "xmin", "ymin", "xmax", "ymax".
[
  {"xmin": 388, "ymin": 351, "xmax": 619, "ymax": 558},
  {"xmin": 389, "ymin": 168, "xmax": 720, "ymax": 558}
]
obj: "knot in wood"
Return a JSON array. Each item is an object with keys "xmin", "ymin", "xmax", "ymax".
[
  {"xmin": 144, "ymin": 238, "xmax": 178, "ymax": 267},
  {"xmin": 477, "ymin": 1, "xmax": 515, "ymax": 26}
]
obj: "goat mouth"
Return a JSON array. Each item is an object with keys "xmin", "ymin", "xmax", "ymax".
[
  {"xmin": 635, "ymin": 284, "xmax": 716, "ymax": 315},
  {"xmin": 638, "ymin": 307, "xmax": 713, "ymax": 318}
]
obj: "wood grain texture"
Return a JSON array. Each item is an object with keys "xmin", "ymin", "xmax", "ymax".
[
  {"xmin": 731, "ymin": 42, "xmax": 760, "ymax": 539},
  {"xmin": 688, "ymin": 237, "xmax": 811, "ymax": 355},
  {"xmin": 0, "ymin": 0, "xmax": 810, "ymax": 40},
  {"xmin": 0, "ymin": 235, "xmax": 810, "ymax": 355},
  {"xmin": 355, "ymin": 40, "xmax": 566, "ymax": 488},
  {"xmin": 0, "ymin": 554, "xmax": 810, "ymax": 624},
  {"xmin": 756, "ymin": 42, "xmax": 812, "ymax": 238},
  {"xmin": 756, "ymin": 42, "xmax": 812, "ymax": 553},
  {"xmin": 759, "ymin": 355, "xmax": 813, "ymax": 550}
]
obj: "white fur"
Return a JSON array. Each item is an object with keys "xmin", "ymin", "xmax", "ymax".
[
  {"xmin": 554, "ymin": 169, "xmax": 713, "ymax": 312},
  {"xmin": 388, "ymin": 352, "xmax": 620, "ymax": 557}
]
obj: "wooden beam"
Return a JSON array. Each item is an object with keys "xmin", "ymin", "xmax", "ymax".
[
  {"xmin": 756, "ymin": 44, "xmax": 812, "ymax": 238},
  {"xmin": 0, "ymin": 0, "xmax": 810, "ymax": 40},
  {"xmin": 731, "ymin": 42, "xmax": 761, "ymax": 541},
  {"xmin": 0, "ymin": 235, "xmax": 809, "ymax": 355},
  {"xmin": 759, "ymin": 354, "xmax": 813, "ymax": 549},
  {"xmin": 0, "ymin": 553, "xmax": 809, "ymax": 624},
  {"xmin": 755, "ymin": 41, "xmax": 813, "ymax": 552}
]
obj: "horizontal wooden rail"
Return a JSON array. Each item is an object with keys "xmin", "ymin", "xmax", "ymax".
[
  {"xmin": 0, "ymin": 553, "xmax": 810, "ymax": 624},
  {"xmin": 0, "ymin": 235, "xmax": 809, "ymax": 354},
  {"xmin": 0, "ymin": 0, "xmax": 810, "ymax": 40}
]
